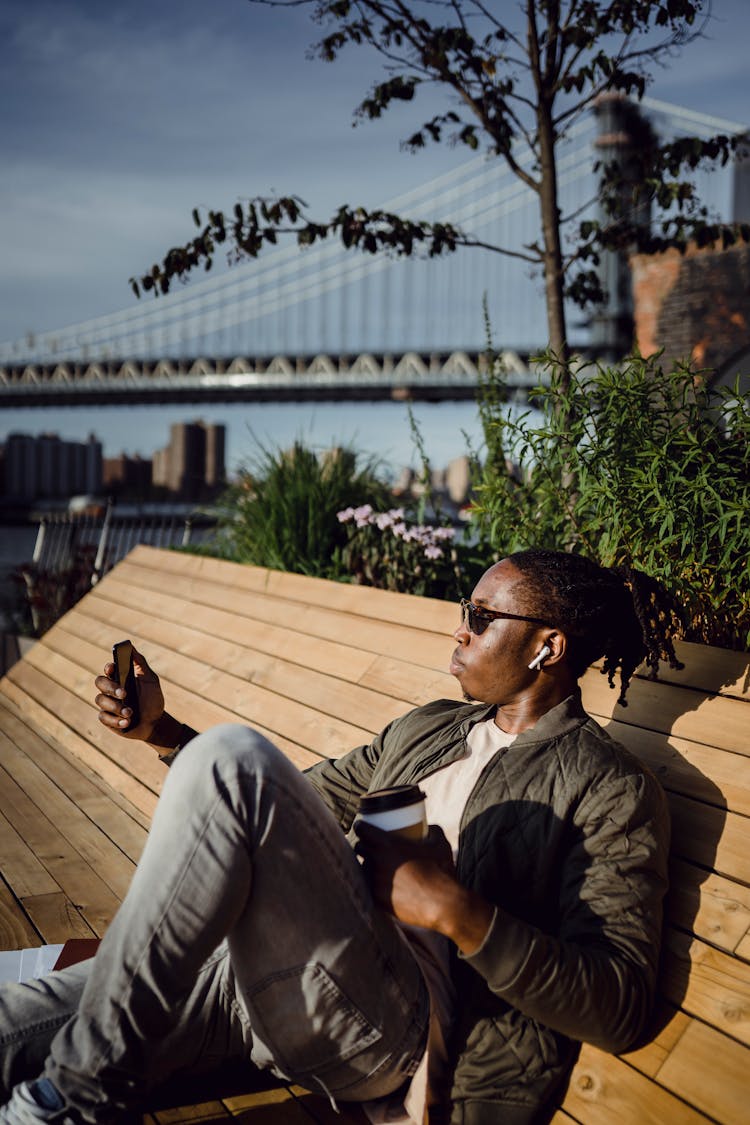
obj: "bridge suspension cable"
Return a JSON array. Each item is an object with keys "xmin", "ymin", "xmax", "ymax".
[{"xmin": 2, "ymin": 100, "xmax": 745, "ymax": 366}]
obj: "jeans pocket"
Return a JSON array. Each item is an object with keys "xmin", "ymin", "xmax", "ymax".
[{"xmin": 246, "ymin": 961, "xmax": 382, "ymax": 1079}]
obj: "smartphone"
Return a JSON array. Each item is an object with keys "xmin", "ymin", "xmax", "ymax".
[{"xmin": 112, "ymin": 639, "xmax": 140, "ymax": 728}]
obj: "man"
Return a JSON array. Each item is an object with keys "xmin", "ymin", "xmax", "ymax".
[{"xmin": 0, "ymin": 549, "xmax": 674, "ymax": 1125}]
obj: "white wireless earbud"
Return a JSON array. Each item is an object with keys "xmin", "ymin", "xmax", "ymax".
[{"xmin": 528, "ymin": 644, "xmax": 552, "ymax": 671}]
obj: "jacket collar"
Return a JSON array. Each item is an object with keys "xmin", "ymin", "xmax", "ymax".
[{"xmin": 459, "ymin": 690, "xmax": 588, "ymax": 746}]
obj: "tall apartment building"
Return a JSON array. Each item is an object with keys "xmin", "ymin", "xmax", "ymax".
[
  {"xmin": 102, "ymin": 453, "xmax": 152, "ymax": 496},
  {"xmin": 154, "ymin": 421, "xmax": 226, "ymax": 501},
  {"xmin": 3, "ymin": 432, "xmax": 103, "ymax": 503}
]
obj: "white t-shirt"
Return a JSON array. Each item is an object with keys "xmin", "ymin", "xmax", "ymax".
[{"xmin": 365, "ymin": 717, "xmax": 516, "ymax": 1125}]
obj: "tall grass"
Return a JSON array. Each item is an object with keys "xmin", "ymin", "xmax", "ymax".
[{"xmin": 209, "ymin": 441, "xmax": 391, "ymax": 578}]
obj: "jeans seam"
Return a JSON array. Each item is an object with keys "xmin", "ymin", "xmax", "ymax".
[{"xmin": 85, "ymin": 780, "xmax": 234, "ymax": 1076}]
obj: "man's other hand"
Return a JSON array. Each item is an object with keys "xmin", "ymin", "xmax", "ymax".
[{"xmin": 354, "ymin": 821, "xmax": 495, "ymax": 955}]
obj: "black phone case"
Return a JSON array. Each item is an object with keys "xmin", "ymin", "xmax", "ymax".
[{"xmin": 113, "ymin": 640, "xmax": 140, "ymax": 728}]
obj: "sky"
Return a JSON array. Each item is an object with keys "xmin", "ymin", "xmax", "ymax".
[{"xmin": 0, "ymin": 0, "xmax": 748, "ymax": 472}]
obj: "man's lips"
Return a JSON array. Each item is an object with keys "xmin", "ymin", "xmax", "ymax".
[{"xmin": 449, "ymin": 650, "xmax": 464, "ymax": 676}]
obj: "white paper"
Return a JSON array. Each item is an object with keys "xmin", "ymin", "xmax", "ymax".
[{"xmin": 0, "ymin": 945, "xmax": 64, "ymax": 984}]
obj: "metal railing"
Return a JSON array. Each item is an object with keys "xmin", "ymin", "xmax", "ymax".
[{"xmin": 31, "ymin": 504, "xmax": 217, "ymax": 584}]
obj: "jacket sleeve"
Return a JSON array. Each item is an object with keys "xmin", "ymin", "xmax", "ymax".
[
  {"xmin": 462, "ymin": 767, "xmax": 670, "ymax": 1053},
  {"xmin": 304, "ymin": 722, "xmax": 395, "ymax": 831}
]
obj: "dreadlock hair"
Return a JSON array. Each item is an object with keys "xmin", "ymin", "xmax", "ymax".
[{"xmin": 508, "ymin": 549, "xmax": 684, "ymax": 706}]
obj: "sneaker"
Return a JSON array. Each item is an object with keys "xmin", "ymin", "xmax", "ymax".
[{"xmin": 0, "ymin": 1080, "xmax": 71, "ymax": 1125}]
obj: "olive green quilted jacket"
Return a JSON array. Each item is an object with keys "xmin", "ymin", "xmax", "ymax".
[{"xmin": 306, "ymin": 692, "xmax": 670, "ymax": 1124}]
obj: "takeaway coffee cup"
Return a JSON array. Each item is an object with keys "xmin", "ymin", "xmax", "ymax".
[{"xmin": 357, "ymin": 785, "xmax": 427, "ymax": 840}]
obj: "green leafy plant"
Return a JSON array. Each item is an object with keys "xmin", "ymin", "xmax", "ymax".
[
  {"xmin": 470, "ymin": 353, "xmax": 749, "ymax": 650},
  {"xmin": 208, "ymin": 440, "xmax": 391, "ymax": 578}
]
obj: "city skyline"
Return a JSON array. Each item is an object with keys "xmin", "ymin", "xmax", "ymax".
[{"xmin": 1, "ymin": 420, "xmax": 226, "ymax": 503}]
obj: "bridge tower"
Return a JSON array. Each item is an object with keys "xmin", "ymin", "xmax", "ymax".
[{"xmin": 589, "ymin": 94, "xmax": 654, "ymax": 362}]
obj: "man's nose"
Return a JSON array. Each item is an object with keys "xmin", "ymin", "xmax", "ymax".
[{"xmin": 453, "ymin": 619, "xmax": 470, "ymax": 643}]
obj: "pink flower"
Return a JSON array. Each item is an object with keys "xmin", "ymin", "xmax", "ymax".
[
  {"xmin": 337, "ymin": 507, "xmax": 355, "ymax": 523},
  {"xmin": 424, "ymin": 545, "xmax": 443, "ymax": 560}
]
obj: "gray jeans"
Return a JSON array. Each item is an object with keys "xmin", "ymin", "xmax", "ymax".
[{"xmin": 0, "ymin": 726, "xmax": 429, "ymax": 1121}]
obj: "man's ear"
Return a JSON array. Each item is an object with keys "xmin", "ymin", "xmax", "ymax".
[
  {"xmin": 540, "ymin": 630, "xmax": 566, "ymax": 665},
  {"xmin": 528, "ymin": 630, "xmax": 565, "ymax": 670}
]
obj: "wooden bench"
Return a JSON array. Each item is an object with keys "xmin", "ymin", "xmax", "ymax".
[{"xmin": 0, "ymin": 544, "xmax": 748, "ymax": 1125}]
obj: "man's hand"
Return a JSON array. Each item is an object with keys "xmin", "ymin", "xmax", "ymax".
[
  {"xmin": 94, "ymin": 646, "xmax": 165, "ymax": 741},
  {"xmin": 354, "ymin": 821, "xmax": 494, "ymax": 954}
]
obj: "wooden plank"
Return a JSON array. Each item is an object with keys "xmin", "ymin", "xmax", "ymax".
[
  {"xmin": 359, "ymin": 653, "xmax": 461, "ymax": 707},
  {"xmin": 4, "ymin": 627, "xmax": 316, "ymax": 778},
  {"xmin": 595, "ymin": 717, "xmax": 750, "ymax": 816},
  {"xmin": 3, "ymin": 646, "xmax": 319, "ymax": 802},
  {"xmin": 224, "ymin": 1085, "xmax": 368, "ymax": 1123},
  {"xmin": 120, "ymin": 546, "xmax": 459, "ymax": 636},
  {"xmin": 0, "ymin": 700, "xmax": 147, "ymax": 864},
  {"xmin": 581, "ymin": 673, "xmax": 750, "ymax": 756},
  {"xmin": 735, "ymin": 932, "xmax": 750, "ymax": 961},
  {"xmin": 667, "ymin": 795, "xmax": 750, "ymax": 886},
  {"xmin": 654, "ymin": 1017, "xmax": 750, "ymax": 1124},
  {"xmin": 0, "ymin": 738, "xmax": 137, "ymax": 902},
  {"xmin": 44, "ymin": 625, "xmax": 376, "ymax": 759},
  {"xmin": 120, "ymin": 549, "xmax": 750, "ymax": 697},
  {"xmin": 94, "ymin": 564, "xmax": 453, "ymax": 673},
  {"xmin": 10, "ymin": 644, "xmax": 167, "ymax": 793},
  {"xmin": 49, "ymin": 625, "xmax": 375, "ymax": 760},
  {"xmin": 648, "ymin": 640, "xmax": 750, "ymax": 701},
  {"xmin": 660, "ymin": 930, "xmax": 750, "ymax": 1047},
  {"xmin": 35, "ymin": 607, "xmax": 375, "ymax": 756},
  {"xmin": 261, "ymin": 567, "xmax": 458, "ymax": 636},
  {"xmin": 0, "ymin": 764, "xmax": 124, "ymax": 936},
  {"xmin": 562, "ymin": 1047, "xmax": 712, "ymax": 1123},
  {"xmin": 150, "ymin": 1102, "xmax": 231, "ymax": 1123},
  {"xmin": 78, "ymin": 581, "xmax": 379, "ymax": 687},
  {"xmin": 149, "ymin": 681, "xmax": 323, "ymax": 771},
  {"xmin": 621, "ymin": 1003, "xmax": 691, "ymax": 1078},
  {"xmin": 49, "ymin": 605, "xmax": 327, "ymax": 767},
  {"xmin": 21, "ymin": 891, "xmax": 96, "ymax": 944},
  {"xmin": 0, "ymin": 675, "xmax": 159, "ymax": 820},
  {"xmin": 0, "ymin": 808, "xmax": 60, "ymax": 899},
  {"xmin": 71, "ymin": 583, "xmax": 750, "ymax": 814},
  {"xmin": 4, "ymin": 661, "xmax": 164, "ymax": 813},
  {"xmin": 0, "ymin": 876, "xmax": 40, "ymax": 950},
  {"xmin": 14, "ymin": 620, "xmax": 319, "ymax": 775},
  {"xmin": 667, "ymin": 858, "xmax": 750, "ymax": 955},
  {"xmin": 52, "ymin": 608, "xmax": 410, "ymax": 734}
]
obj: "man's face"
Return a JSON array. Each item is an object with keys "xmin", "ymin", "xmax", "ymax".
[{"xmin": 450, "ymin": 559, "xmax": 549, "ymax": 706}]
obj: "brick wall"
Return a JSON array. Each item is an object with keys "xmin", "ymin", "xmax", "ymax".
[{"xmin": 630, "ymin": 241, "xmax": 750, "ymax": 378}]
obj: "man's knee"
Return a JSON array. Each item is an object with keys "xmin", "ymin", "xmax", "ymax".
[{"xmin": 168, "ymin": 724, "xmax": 286, "ymax": 788}]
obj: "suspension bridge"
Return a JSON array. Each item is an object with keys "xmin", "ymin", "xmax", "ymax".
[{"xmin": 1, "ymin": 97, "xmax": 746, "ymax": 406}]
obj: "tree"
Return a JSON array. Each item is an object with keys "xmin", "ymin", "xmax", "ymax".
[{"xmin": 133, "ymin": 1, "xmax": 748, "ymax": 365}]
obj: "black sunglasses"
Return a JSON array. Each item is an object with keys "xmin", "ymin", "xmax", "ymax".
[{"xmin": 459, "ymin": 598, "xmax": 554, "ymax": 636}]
